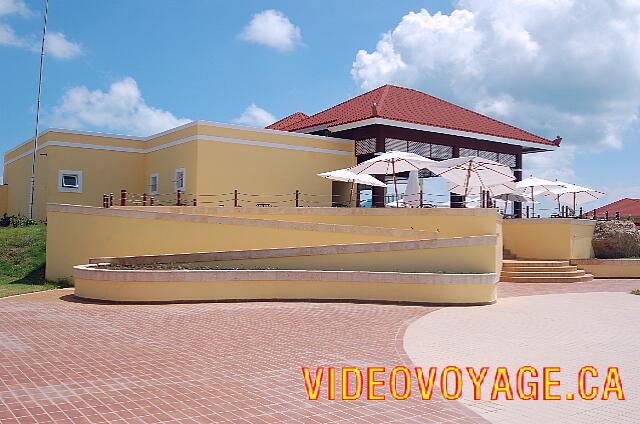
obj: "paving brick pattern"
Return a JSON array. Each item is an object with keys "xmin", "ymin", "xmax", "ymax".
[
  {"xmin": 0, "ymin": 291, "xmax": 485, "ymax": 424},
  {"xmin": 0, "ymin": 279, "xmax": 638, "ymax": 423}
]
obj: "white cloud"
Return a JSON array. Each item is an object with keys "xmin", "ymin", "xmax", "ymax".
[
  {"xmin": 44, "ymin": 32, "xmax": 81, "ymax": 59},
  {"xmin": 239, "ymin": 9, "xmax": 301, "ymax": 52},
  {"xmin": 49, "ymin": 77, "xmax": 191, "ymax": 136},
  {"xmin": 233, "ymin": 104, "xmax": 275, "ymax": 128},
  {"xmin": 0, "ymin": 21, "xmax": 26, "ymax": 46},
  {"xmin": 0, "ymin": 0, "xmax": 29, "ymax": 17},
  {"xmin": 0, "ymin": 0, "xmax": 80, "ymax": 59},
  {"xmin": 0, "ymin": 0, "xmax": 28, "ymax": 47},
  {"xmin": 351, "ymin": 1, "xmax": 640, "ymax": 151},
  {"xmin": 523, "ymin": 145, "xmax": 577, "ymax": 182}
]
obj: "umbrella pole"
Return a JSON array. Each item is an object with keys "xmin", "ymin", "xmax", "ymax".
[
  {"xmin": 531, "ymin": 187, "xmax": 535, "ymax": 217},
  {"xmin": 463, "ymin": 162, "xmax": 472, "ymax": 206},
  {"xmin": 557, "ymin": 195, "xmax": 561, "ymax": 216},
  {"xmin": 573, "ymin": 193, "xmax": 576, "ymax": 216},
  {"xmin": 349, "ymin": 181, "xmax": 354, "ymax": 207},
  {"xmin": 392, "ymin": 160, "xmax": 399, "ymax": 208}
]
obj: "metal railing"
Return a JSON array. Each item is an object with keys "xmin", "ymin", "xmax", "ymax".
[{"xmin": 101, "ymin": 189, "xmax": 502, "ymax": 209}]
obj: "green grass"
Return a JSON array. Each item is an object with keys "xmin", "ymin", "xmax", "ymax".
[{"xmin": 0, "ymin": 225, "xmax": 68, "ymax": 298}]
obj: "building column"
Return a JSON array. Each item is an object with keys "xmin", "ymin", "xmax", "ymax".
[
  {"xmin": 450, "ymin": 146, "xmax": 465, "ymax": 208},
  {"xmin": 513, "ymin": 152, "xmax": 523, "ymax": 218},
  {"xmin": 372, "ymin": 133, "xmax": 386, "ymax": 207}
]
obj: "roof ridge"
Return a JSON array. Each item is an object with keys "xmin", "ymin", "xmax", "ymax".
[
  {"xmin": 266, "ymin": 111, "xmax": 309, "ymax": 130},
  {"xmin": 274, "ymin": 84, "xmax": 555, "ymax": 147},
  {"xmin": 375, "ymin": 85, "xmax": 392, "ymax": 115},
  {"xmin": 290, "ymin": 85, "xmax": 389, "ymax": 128},
  {"xmin": 388, "ymin": 85, "xmax": 555, "ymax": 145}
]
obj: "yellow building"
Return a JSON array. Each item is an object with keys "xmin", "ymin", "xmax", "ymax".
[
  {"xmin": 2, "ymin": 121, "xmax": 354, "ymax": 220},
  {"xmin": 3, "ymin": 85, "xmax": 562, "ymax": 220},
  {"xmin": 4, "ymin": 85, "xmax": 611, "ymax": 303}
]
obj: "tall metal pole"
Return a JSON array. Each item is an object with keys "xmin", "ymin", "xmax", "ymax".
[{"xmin": 28, "ymin": 0, "xmax": 49, "ymax": 219}]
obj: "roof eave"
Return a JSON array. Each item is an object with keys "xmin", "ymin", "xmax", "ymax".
[{"xmin": 323, "ymin": 117, "xmax": 558, "ymax": 152}]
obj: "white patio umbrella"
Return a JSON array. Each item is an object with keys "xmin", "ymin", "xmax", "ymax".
[
  {"xmin": 318, "ymin": 169, "xmax": 386, "ymax": 206},
  {"xmin": 465, "ymin": 196, "xmax": 482, "ymax": 208},
  {"xmin": 494, "ymin": 192, "xmax": 530, "ymax": 203},
  {"xmin": 403, "ymin": 170, "xmax": 421, "ymax": 207},
  {"xmin": 426, "ymin": 157, "xmax": 515, "ymax": 204},
  {"xmin": 348, "ymin": 151, "xmax": 435, "ymax": 207},
  {"xmin": 494, "ymin": 191, "xmax": 531, "ymax": 215},
  {"xmin": 542, "ymin": 181, "xmax": 605, "ymax": 215},
  {"xmin": 448, "ymin": 181, "xmax": 517, "ymax": 197},
  {"xmin": 516, "ymin": 177, "xmax": 563, "ymax": 217}
]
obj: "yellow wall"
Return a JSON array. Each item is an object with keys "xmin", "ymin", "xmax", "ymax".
[
  {"xmin": 4, "ymin": 154, "xmax": 38, "ymax": 218},
  {"xmin": 3, "ymin": 123, "xmax": 355, "ymax": 216},
  {"xmin": 187, "ymin": 244, "xmax": 496, "ymax": 274},
  {"xmin": 145, "ymin": 140, "xmax": 199, "ymax": 205},
  {"xmin": 195, "ymin": 139, "xmax": 352, "ymax": 207},
  {"xmin": 43, "ymin": 146, "xmax": 145, "ymax": 216},
  {"xmin": 3, "ymin": 131, "xmax": 146, "ymax": 219},
  {"xmin": 127, "ymin": 206, "xmax": 501, "ymax": 237},
  {"xmin": 503, "ymin": 219, "xmax": 595, "ymax": 260},
  {"xmin": 0, "ymin": 185, "xmax": 7, "ymax": 215},
  {"xmin": 571, "ymin": 259, "xmax": 640, "ymax": 278},
  {"xmin": 75, "ymin": 273, "xmax": 497, "ymax": 304},
  {"xmin": 46, "ymin": 205, "xmax": 502, "ymax": 280},
  {"xmin": 46, "ymin": 207, "xmax": 411, "ymax": 280}
]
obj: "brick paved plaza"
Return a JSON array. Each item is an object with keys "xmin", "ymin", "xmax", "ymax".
[{"xmin": 0, "ymin": 279, "xmax": 639, "ymax": 423}]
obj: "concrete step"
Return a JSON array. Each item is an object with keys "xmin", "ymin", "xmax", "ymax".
[
  {"xmin": 503, "ymin": 260, "xmax": 571, "ymax": 268},
  {"xmin": 500, "ymin": 274, "xmax": 594, "ymax": 283},
  {"xmin": 501, "ymin": 270, "xmax": 586, "ymax": 278},
  {"xmin": 501, "ymin": 265, "xmax": 579, "ymax": 273}
]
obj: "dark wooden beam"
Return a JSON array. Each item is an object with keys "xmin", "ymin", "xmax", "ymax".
[
  {"xmin": 372, "ymin": 126, "xmax": 386, "ymax": 207},
  {"xmin": 513, "ymin": 152, "xmax": 523, "ymax": 218},
  {"xmin": 450, "ymin": 146, "xmax": 465, "ymax": 208}
]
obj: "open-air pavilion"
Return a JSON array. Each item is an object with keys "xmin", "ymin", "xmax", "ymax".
[{"xmin": 268, "ymin": 84, "xmax": 561, "ymax": 215}]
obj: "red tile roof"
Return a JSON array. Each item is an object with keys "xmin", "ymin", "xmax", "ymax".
[
  {"xmin": 594, "ymin": 198, "xmax": 640, "ymax": 217},
  {"xmin": 266, "ymin": 112, "xmax": 308, "ymax": 130},
  {"xmin": 268, "ymin": 85, "xmax": 558, "ymax": 147}
]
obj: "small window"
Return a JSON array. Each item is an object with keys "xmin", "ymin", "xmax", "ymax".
[
  {"xmin": 175, "ymin": 168, "xmax": 186, "ymax": 192},
  {"xmin": 149, "ymin": 173, "xmax": 159, "ymax": 195},
  {"xmin": 58, "ymin": 170, "xmax": 83, "ymax": 193},
  {"xmin": 62, "ymin": 175, "xmax": 78, "ymax": 188}
]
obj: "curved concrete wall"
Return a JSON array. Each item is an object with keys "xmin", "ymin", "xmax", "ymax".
[
  {"xmin": 91, "ymin": 235, "xmax": 498, "ymax": 274},
  {"xmin": 74, "ymin": 265, "xmax": 498, "ymax": 305}
]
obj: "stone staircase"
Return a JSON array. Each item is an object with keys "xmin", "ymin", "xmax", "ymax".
[{"xmin": 501, "ymin": 259, "xmax": 594, "ymax": 283}]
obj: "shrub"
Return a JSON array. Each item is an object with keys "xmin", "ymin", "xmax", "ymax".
[{"xmin": 0, "ymin": 214, "xmax": 39, "ymax": 228}]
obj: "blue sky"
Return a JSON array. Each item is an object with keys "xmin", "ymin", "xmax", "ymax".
[{"xmin": 1, "ymin": 0, "xmax": 639, "ymax": 210}]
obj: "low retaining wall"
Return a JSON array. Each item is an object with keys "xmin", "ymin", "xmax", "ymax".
[
  {"xmin": 503, "ymin": 218, "xmax": 595, "ymax": 260},
  {"xmin": 47, "ymin": 204, "xmax": 502, "ymax": 280},
  {"xmin": 91, "ymin": 235, "xmax": 499, "ymax": 274},
  {"xmin": 74, "ymin": 265, "xmax": 498, "ymax": 305},
  {"xmin": 118, "ymin": 205, "xmax": 502, "ymax": 238},
  {"xmin": 47, "ymin": 204, "xmax": 433, "ymax": 280},
  {"xmin": 571, "ymin": 259, "xmax": 640, "ymax": 278}
]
